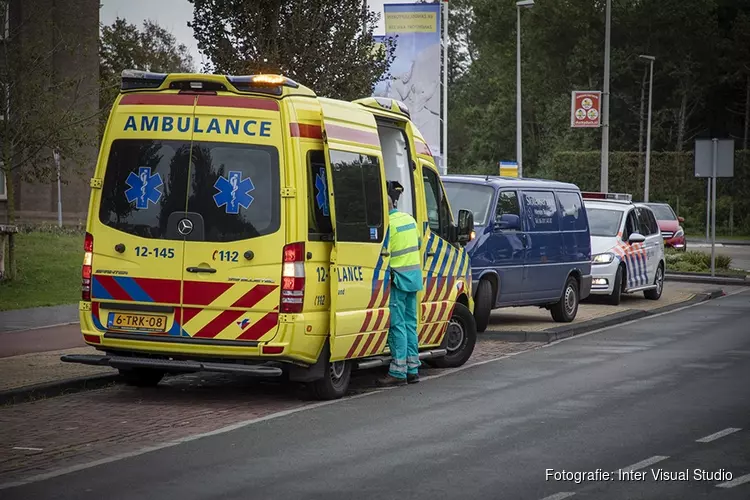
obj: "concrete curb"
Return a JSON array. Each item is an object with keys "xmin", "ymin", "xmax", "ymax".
[
  {"xmin": 0, "ymin": 373, "xmax": 120, "ymax": 406},
  {"xmin": 687, "ymin": 239, "xmax": 750, "ymax": 246},
  {"xmin": 480, "ymin": 288, "xmax": 724, "ymax": 344},
  {"xmin": 665, "ymin": 273, "xmax": 750, "ymax": 286}
]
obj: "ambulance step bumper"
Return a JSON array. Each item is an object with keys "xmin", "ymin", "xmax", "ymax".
[
  {"xmin": 355, "ymin": 349, "xmax": 447, "ymax": 370},
  {"xmin": 60, "ymin": 354, "xmax": 283, "ymax": 377}
]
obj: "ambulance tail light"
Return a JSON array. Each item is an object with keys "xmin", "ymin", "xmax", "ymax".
[
  {"xmin": 281, "ymin": 242, "xmax": 305, "ymax": 314},
  {"xmin": 82, "ymin": 232, "xmax": 93, "ymax": 301}
]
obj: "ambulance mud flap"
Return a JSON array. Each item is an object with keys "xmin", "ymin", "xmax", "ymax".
[
  {"xmin": 355, "ymin": 349, "xmax": 447, "ymax": 370},
  {"xmin": 60, "ymin": 354, "xmax": 283, "ymax": 377}
]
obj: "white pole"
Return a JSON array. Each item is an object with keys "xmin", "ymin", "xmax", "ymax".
[
  {"xmin": 644, "ymin": 58, "xmax": 654, "ymax": 202},
  {"xmin": 54, "ymin": 149, "xmax": 62, "ymax": 228},
  {"xmin": 442, "ymin": 0, "xmax": 449, "ymax": 175},
  {"xmin": 710, "ymin": 138, "xmax": 717, "ymax": 276},
  {"xmin": 516, "ymin": 5, "xmax": 523, "ymax": 178},
  {"xmin": 600, "ymin": 0, "xmax": 611, "ymax": 192},
  {"xmin": 705, "ymin": 177, "xmax": 711, "ymax": 242}
]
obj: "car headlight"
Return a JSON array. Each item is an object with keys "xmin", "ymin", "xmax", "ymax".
[
  {"xmin": 674, "ymin": 227, "xmax": 684, "ymax": 238},
  {"xmin": 592, "ymin": 252, "xmax": 615, "ymax": 264}
]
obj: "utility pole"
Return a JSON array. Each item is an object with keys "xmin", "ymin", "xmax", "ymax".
[
  {"xmin": 442, "ymin": 0, "xmax": 449, "ymax": 175},
  {"xmin": 639, "ymin": 55, "xmax": 655, "ymax": 202},
  {"xmin": 600, "ymin": 0, "xmax": 611, "ymax": 193},
  {"xmin": 516, "ymin": 0, "xmax": 534, "ymax": 178}
]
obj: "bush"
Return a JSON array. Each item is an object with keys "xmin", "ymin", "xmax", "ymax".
[{"xmin": 665, "ymin": 248, "xmax": 732, "ymax": 271}]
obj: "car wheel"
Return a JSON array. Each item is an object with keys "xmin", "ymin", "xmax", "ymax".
[
  {"xmin": 118, "ymin": 368, "xmax": 164, "ymax": 387},
  {"xmin": 309, "ymin": 358, "xmax": 351, "ymax": 400},
  {"xmin": 431, "ymin": 303, "xmax": 477, "ymax": 368},
  {"xmin": 473, "ymin": 279, "xmax": 493, "ymax": 333},
  {"xmin": 606, "ymin": 265, "xmax": 624, "ymax": 306},
  {"xmin": 551, "ymin": 276, "xmax": 579, "ymax": 323},
  {"xmin": 644, "ymin": 263, "xmax": 664, "ymax": 300}
]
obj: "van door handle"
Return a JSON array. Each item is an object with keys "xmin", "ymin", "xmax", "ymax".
[
  {"xmin": 381, "ymin": 250, "xmax": 390, "ymax": 257},
  {"xmin": 186, "ymin": 267, "xmax": 216, "ymax": 274},
  {"xmin": 427, "ymin": 251, "xmax": 436, "ymax": 257}
]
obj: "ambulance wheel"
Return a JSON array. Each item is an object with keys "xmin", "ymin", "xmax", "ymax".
[
  {"xmin": 118, "ymin": 368, "xmax": 164, "ymax": 387},
  {"xmin": 473, "ymin": 279, "xmax": 493, "ymax": 333},
  {"xmin": 309, "ymin": 359, "xmax": 351, "ymax": 400},
  {"xmin": 431, "ymin": 303, "xmax": 476, "ymax": 368},
  {"xmin": 551, "ymin": 276, "xmax": 579, "ymax": 323}
]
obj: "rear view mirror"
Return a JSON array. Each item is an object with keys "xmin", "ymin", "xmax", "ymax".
[
  {"xmin": 628, "ymin": 232, "xmax": 646, "ymax": 244},
  {"xmin": 495, "ymin": 213, "xmax": 521, "ymax": 231},
  {"xmin": 678, "ymin": 216, "xmax": 685, "ymax": 223},
  {"xmin": 457, "ymin": 209, "xmax": 474, "ymax": 244}
]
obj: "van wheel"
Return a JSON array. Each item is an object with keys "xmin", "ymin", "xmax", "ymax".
[
  {"xmin": 606, "ymin": 265, "xmax": 624, "ymax": 306},
  {"xmin": 431, "ymin": 303, "xmax": 477, "ymax": 368},
  {"xmin": 118, "ymin": 368, "xmax": 164, "ymax": 387},
  {"xmin": 551, "ymin": 276, "xmax": 579, "ymax": 323},
  {"xmin": 644, "ymin": 264, "xmax": 664, "ymax": 300},
  {"xmin": 308, "ymin": 359, "xmax": 351, "ymax": 400},
  {"xmin": 473, "ymin": 279, "xmax": 493, "ymax": 333}
]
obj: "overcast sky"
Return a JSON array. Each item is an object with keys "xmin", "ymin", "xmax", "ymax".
[{"xmin": 100, "ymin": 0, "xmax": 407, "ymax": 69}]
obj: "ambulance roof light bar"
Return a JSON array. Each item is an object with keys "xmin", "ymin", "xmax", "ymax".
[
  {"xmin": 581, "ymin": 191, "xmax": 632, "ymax": 202},
  {"xmin": 121, "ymin": 69, "xmax": 168, "ymax": 90},
  {"xmin": 120, "ymin": 69, "xmax": 300, "ymax": 93}
]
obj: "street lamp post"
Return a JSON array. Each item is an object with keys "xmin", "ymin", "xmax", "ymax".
[
  {"xmin": 639, "ymin": 54, "xmax": 655, "ymax": 202},
  {"xmin": 53, "ymin": 148, "xmax": 62, "ymax": 228},
  {"xmin": 600, "ymin": 0, "xmax": 611, "ymax": 192},
  {"xmin": 516, "ymin": 0, "xmax": 534, "ymax": 178}
]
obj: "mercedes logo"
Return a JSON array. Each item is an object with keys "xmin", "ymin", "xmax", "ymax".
[{"xmin": 177, "ymin": 218, "xmax": 193, "ymax": 236}]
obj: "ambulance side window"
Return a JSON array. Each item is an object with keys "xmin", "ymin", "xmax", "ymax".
[
  {"xmin": 422, "ymin": 167, "xmax": 450, "ymax": 239},
  {"xmin": 307, "ymin": 150, "xmax": 333, "ymax": 239},
  {"xmin": 328, "ymin": 150, "xmax": 384, "ymax": 243}
]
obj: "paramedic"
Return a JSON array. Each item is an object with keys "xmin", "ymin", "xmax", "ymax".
[{"xmin": 377, "ymin": 181, "xmax": 424, "ymax": 387}]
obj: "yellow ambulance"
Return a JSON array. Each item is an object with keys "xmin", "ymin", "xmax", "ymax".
[{"xmin": 63, "ymin": 70, "xmax": 476, "ymax": 399}]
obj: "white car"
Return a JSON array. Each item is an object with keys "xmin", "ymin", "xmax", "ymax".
[{"xmin": 582, "ymin": 192, "xmax": 666, "ymax": 305}]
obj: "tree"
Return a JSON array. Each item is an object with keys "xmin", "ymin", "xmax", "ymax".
[
  {"xmin": 1, "ymin": 1, "xmax": 100, "ymax": 278},
  {"xmin": 187, "ymin": 0, "xmax": 396, "ymax": 101},
  {"xmin": 99, "ymin": 18, "xmax": 195, "ymax": 134}
]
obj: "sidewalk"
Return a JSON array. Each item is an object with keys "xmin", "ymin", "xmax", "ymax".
[{"xmin": 0, "ymin": 304, "xmax": 78, "ymax": 333}]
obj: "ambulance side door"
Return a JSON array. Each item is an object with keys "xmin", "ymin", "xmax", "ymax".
[{"xmin": 320, "ymin": 100, "xmax": 391, "ymax": 362}]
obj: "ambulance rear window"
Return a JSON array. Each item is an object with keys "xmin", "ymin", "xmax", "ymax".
[
  {"xmin": 187, "ymin": 141, "xmax": 280, "ymax": 242},
  {"xmin": 99, "ymin": 139, "xmax": 191, "ymax": 239},
  {"xmin": 99, "ymin": 139, "xmax": 280, "ymax": 242}
]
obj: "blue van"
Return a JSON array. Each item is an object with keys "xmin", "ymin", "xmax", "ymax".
[{"xmin": 441, "ymin": 175, "xmax": 592, "ymax": 332}]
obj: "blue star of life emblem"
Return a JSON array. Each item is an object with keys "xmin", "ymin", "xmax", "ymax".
[
  {"xmin": 314, "ymin": 167, "xmax": 329, "ymax": 217},
  {"xmin": 125, "ymin": 167, "xmax": 163, "ymax": 209},
  {"xmin": 213, "ymin": 171, "xmax": 255, "ymax": 214}
]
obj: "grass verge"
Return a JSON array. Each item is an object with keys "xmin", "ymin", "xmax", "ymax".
[{"xmin": 0, "ymin": 231, "xmax": 83, "ymax": 311}]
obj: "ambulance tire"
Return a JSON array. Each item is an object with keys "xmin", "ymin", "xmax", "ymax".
[
  {"xmin": 118, "ymin": 368, "xmax": 164, "ymax": 387},
  {"xmin": 309, "ymin": 359, "xmax": 352, "ymax": 400},
  {"xmin": 473, "ymin": 279, "xmax": 493, "ymax": 333},
  {"xmin": 431, "ymin": 303, "xmax": 477, "ymax": 368}
]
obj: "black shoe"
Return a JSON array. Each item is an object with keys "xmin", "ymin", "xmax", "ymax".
[
  {"xmin": 407, "ymin": 373, "xmax": 420, "ymax": 384},
  {"xmin": 376, "ymin": 375, "xmax": 408, "ymax": 387}
]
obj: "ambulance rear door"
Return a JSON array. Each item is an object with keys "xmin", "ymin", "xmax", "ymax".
[
  {"xmin": 178, "ymin": 94, "xmax": 285, "ymax": 345},
  {"xmin": 319, "ymin": 99, "xmax": 391, "ymax": 361}
]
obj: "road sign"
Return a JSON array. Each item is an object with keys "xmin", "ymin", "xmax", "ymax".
[
  {"xmin": 499, "ymin": 161, "xmax": 518, "ymax": 177},
  {"xmin": 694, "ymin": 139, "xmax": 734, "ymax": 178},
  {"xmin": 570, "ymin": 91, "xmax": 602, "ymax": 128}
]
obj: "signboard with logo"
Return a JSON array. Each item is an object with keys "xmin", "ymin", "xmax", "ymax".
[{"xmin": 570, "ymin": 91, "xmax": 602, "ymax": 128}]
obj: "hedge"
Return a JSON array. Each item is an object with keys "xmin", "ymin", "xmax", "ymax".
[{"xmin": 540, "ymin": 151, "xmax": 750, "ymax": 235}]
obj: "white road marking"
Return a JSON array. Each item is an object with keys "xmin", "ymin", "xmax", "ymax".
[
  {"xmin": 540, "ymin": 493, "xmax": 576, "ymax": 500},
  {"xmin": 1, "ymin": 287, "xmax": 746, "ymax": 490},
  {"xmin": 12, "ymin": 447, "xmax": 43, "ymax": 451},
  {"xmin": 696, "ymin": 427, "xmax": 742, "ymax": 443},
  {"xmin": 617, "ymin": 455, "xmax": 669, "ymax": 473},
  {"xmin": 717, "ymin": 473, "xmax": 750, "ymax": 489}
]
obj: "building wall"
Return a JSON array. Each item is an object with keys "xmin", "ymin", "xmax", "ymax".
[{"xmin": 0, "ymin": 0, "xmax": 99, "ymax": 226}]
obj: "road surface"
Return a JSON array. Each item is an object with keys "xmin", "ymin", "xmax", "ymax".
[{"xmin": 3, "ymin": 289, "xmax": 749, "ymax": 500}]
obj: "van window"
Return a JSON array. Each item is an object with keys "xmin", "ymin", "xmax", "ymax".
[
  {"xmin": 99, "ymin": 139, "xmax": 191, "ymax": 239},
  {"xmin": 645, "ymin": 208, "xmax": 660, "ymax": 234},
  {"xmin": 443, "ymin": 182, "xmax": 495, "ymax": 226},
  {"xmin": 187, "ymin": 142, "xmax": 280, "ymax": 242},
  {"xmin": 496, "ymin": 191, "xmax": 521, "ymax": 219},
  {"xmin": 329, "ymin": 150, "xmax": 384, "ymax": 242},
  {"xmin": 624, "ymin": 209, "xmax": 639, "ymax": 239},
  {"xmin": 635, "ymin": 207, "xmax": 655, "ymax": 236},
  {"xmin": 307, "ymin": 150, "xmax": 333, "ymax": 238},
  {"xmin": 378, "ymin": 123, "xmax": 416, "ymax": 217},
  {"xmin": 557, "ymin": 191, "xmax": 587, "ymax": 231},
  {"xmin": 422, "ymin": 166, "xmax": 450, "ymax": 239},
  {"xmin": 523, "ymin": 191, "xmax": 558, "ymax": 232}
]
